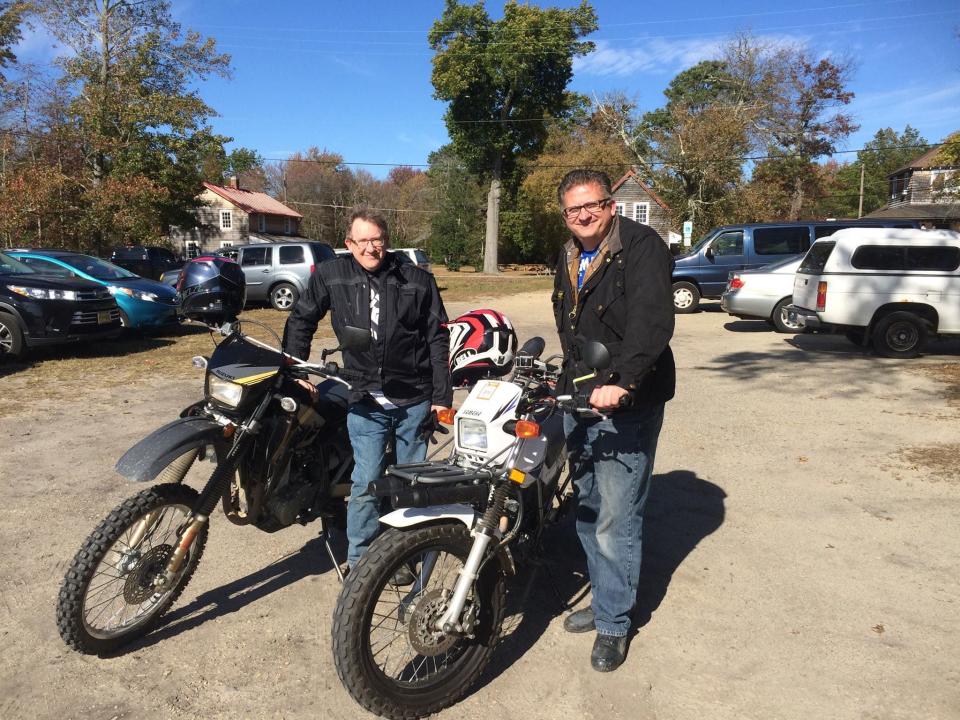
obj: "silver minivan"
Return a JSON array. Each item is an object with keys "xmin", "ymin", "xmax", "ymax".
[{"xmin": 236, "ymin": 241, "xmax": 335, "ymax": 310}]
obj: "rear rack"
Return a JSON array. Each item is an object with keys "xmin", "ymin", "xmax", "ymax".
[{"xmin": 386, "ymin": 461, "xmax": 493, "ymax": 486}]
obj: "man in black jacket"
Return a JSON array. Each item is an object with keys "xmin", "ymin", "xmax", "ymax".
[
  {"xmin": 552, "ymin": 169, "xmax": 675, "ymax": 672},
  {"xmin": 283, "ymin": 208, "xmax": 452, "ymax": 569}
]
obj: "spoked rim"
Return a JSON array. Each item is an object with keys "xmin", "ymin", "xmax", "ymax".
[
  {"xmin": 778, "ymin": 306, "xmax": 802, "ymax": 331},
  {"xmin": 81, "ymin": 501, "xmax": 192, "ymax": 639},
  {"xmin": 673, "ymin": 288, "xmax": 693, "ymax": 309},
  {"xmin": 273, "ymin": 286, "xmax": 295, "ymax": 309},
  {"xmin": 365, "ymin": 546, "xmax": 474, "ymax": 687},
  {"xmin": 0, "ymin": 322, "xmax": 12, "ymax": 353}
]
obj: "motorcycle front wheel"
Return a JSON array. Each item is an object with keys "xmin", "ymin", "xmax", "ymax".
[
  {"xmin": 332, "ymin": 524, "xmax": 506, "ymax": 720},
  {"xmin": 56, "ymin": 483, "xmax": 207, "ymax": 655}
]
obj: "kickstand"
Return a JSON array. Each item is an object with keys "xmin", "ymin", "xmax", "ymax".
[{"xmin": 319, "ymin": 517, "xmax": 344, "ymax": 583}]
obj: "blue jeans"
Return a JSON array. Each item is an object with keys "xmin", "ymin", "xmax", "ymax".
[
  {"xmin": 564, "ymin": 404, "xmax": 665, "ymax": 637},
  {"xmin": 346, "ymin": 398, "xmax": 431, "ymax": 567}
]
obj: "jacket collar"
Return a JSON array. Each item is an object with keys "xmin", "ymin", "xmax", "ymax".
[{"xmin": 563, "ymin": 214, "xmax": 622, "ymax": 299}]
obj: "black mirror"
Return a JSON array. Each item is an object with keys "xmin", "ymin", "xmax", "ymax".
[
  {"xmin": 517, "ymin": 336, "xmax": 545, "ymax": 359},
  {"xmin": 339, "ymin": 325, "xmax": 372, "ymax": 351},
  {"xmin": 705, "ymin": 245, "xmax": 715, "ymax": 260},
  {"xmin": 583, "ymin": 341, "xmax": 611, "ymax": 370}
]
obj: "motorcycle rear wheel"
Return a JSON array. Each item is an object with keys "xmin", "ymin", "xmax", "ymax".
[
  {"xmin": 332, "ymin": 524, "xmax": 506, "ymax": 720},
  {"xmin": 56, "ymin": 483, "xmax": 207, "ymax": 655}
]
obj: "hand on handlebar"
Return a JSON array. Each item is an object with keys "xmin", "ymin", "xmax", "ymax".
[
  {"xmin": 589, "ymin": 384, "xmax": 631, "ymax": 412},
  {"xmin": 295, "ymin": 378, "xmax": 319, "ymax": 402}
]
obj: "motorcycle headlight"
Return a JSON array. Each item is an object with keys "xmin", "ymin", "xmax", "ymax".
[
  {"xmin": 6, "ymin": 285, "xmax": 77, "ymax": 300},
  {"xmin": 207, "ymin": 374, "xmax": 244, "ymax": 407},
  {"xmin": 458, "ymin": 418, "xmax": 488, "ymax": 451}
]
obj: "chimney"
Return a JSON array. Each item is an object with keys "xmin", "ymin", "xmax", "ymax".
[{"xmin": 229, "ymin": 175, "xmax": 240, "ymax": 190}]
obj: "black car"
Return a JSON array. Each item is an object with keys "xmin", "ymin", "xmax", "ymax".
[
  {"xmin": 109, "ymin": 245, "xmax": 182, "ymax": 281},
  {"xmin": 0, "ymin": 251, "xmax": 122, "ymax": 360}
]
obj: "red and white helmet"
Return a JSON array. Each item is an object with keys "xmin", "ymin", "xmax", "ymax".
[{"xmin": 447, "ymin": 309, "xmax": 517, "ymax": 386}]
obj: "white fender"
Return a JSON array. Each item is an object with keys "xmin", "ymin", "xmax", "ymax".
[{"xmin": 380, "ymin": 504, "xmax": 478, "ymax": 530}]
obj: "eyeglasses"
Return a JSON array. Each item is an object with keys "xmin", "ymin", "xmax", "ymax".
[
  {"xmin": 349, "ymin": 237, "xmax": 385, "ymax": 249},
  {"xmin": 561, "ymin": 198, "xmax": 612, "ymax": 220}
]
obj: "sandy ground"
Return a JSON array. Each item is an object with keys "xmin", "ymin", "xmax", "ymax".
[{"xmin": 1, "ymin": 291, "xmax": 959, "ymax": 720}]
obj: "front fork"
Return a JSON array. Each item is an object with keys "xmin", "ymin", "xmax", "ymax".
[{"xmin": 435, "ymin": 484, "xmax": 509, "ymax": 634}]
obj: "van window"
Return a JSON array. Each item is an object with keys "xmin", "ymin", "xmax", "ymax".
[
  {"xmin": 241, "ymin": 247, "xmax": 272, "ymax": 266},
  {"xmin": 415, "ymin": 250, "xmax": 430, "ymax": 264},
  {"xmin": 799, "ymin": 241, "xmax": 836, "ymax": 273},
  {"xmin": 907, "ymin": 246, "xmax": 960, "ymax": 271},
  {"xmin": 279, "ymin": 245, "xmax": 305, "ymax": 264},
  {"xmin": 753, "ymin": 227, "xmax": 810, "ymax": 255},
  {"xmin": 310, "ymin": 243, "xmax": 335, "ymax": 263},
  {"xmin": 852, "ymin": 245, "xmax": 960, "ymax": 272},
  {"xmin": 713, "ymin": 231, "xmax": 743, "ymax": 256}
]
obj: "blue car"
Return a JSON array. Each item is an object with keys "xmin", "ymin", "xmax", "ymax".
[{"xmin": 10, "ymin": 250, "xmax": 178, "ymax": 330}]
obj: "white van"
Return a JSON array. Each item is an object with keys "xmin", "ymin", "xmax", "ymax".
[{"xmin": 788, "ymin": 228, "xmax": 960, "ymax": 358}]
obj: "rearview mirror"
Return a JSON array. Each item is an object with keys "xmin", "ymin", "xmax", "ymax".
[
  {"xmin": 583, "ymin": 341, "xmax": 611, "ymax": 370},
  {"xmin": 339, "ymin": 325, "xmax": 372, "ymax": 351}
]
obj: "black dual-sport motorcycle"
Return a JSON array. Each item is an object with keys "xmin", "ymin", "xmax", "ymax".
[{"xmin": 56, "ymin": 319, "xmax": 371, "ymax": 654}]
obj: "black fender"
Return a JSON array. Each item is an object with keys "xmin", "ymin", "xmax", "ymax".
[{"xmin": 116, "ymin": 416, "xmax": 227, "ymax": 482}]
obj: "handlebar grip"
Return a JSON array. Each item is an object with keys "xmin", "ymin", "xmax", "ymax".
[
  {"xmin": 618, "ymin": 391, "xmax": 635, "ymax": 408},
  {"xmin": 323, "ymin": 362, "xmax": 364, "ymax": 382}
]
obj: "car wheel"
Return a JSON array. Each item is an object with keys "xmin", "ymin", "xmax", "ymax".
[
  {"xmin": 672, "ymin": 282, "xmax": 700, "ymax": 314},
  {"xmin": 871, "ymin": 312, "xmax": 927, "ymax": 359},
  {"xmin": 0, "ymin": 311, "xmax": 25, "ymax": 360},
  {"xmin": 771, "ymin": 298, "xmax": 804, "ymax": 333},
  {"xmin": 270, "ymin": 283, "xmax": 299, "ymax": 311}
]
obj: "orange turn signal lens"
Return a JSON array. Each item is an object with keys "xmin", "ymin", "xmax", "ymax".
[
  {"xmin": 514, "ymin": 420, "xmax": 540, "ymax": 438},
  {"xmin": 437, "ymin": 408, "xmax": 456, "ymax": 424}
]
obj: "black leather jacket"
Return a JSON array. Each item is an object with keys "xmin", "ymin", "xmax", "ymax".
[
  {"xmin": 552, "ymin": 215, "xmax": 676, "ymax": 405},
  {"xmin": 282, "ymin": 252, "xmax": 452, "ymax": 407}
]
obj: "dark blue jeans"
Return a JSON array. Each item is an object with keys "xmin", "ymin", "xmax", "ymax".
[
  {"xmin": 345, "ymin": 398, "xmax": 431, "ymax": 567},
  {"xmin": 564, "ymin": 404, "xmax": 665, "ymax": 637}
]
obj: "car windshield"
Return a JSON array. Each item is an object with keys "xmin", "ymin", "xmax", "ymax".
[
  {"xmin": 61, "ymin": 254, "xmax": 138, "ymax": 280},
  {"xmin": 0, "ymin": 252, "xmax": 37, "ymax": 275},
  {"xmin": 688, "ymin": 231, "xmax": 718, "ymax": 254}
]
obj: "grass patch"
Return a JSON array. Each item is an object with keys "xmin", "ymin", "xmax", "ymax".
[{"xmin": 435, "ymin": 274, "xmax": 554, "ymax": 302}]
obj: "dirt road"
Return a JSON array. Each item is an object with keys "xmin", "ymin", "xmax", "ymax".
[{"xmin": 1, "ymin": 292, "xmax": 958, "ymax": 720}]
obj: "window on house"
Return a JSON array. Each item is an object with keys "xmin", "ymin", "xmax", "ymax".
[
  {"xmin": 284, "ymin": 217, "xmax": 291, "ymax": 235},
  {"xmin": 186, "ymin": 242, "xmax": 199, "ymax": 259},
  {"xmin": 615, "ymin": 202, "xmax": 626, "ymax": 217},
  {"xmin": 220, "ymin": 210, "xmax": 232, "ymax": 230},
  {"xmin": 632, "ymin": 202, "xmax": 649, "ymax": 224},
  {"xmin": 220, "ymin": 241, "xmax": 233, "ymax": 249},
  {"xmin": 258, "ymin": 214, "xmax": 266, "ymax": 232}
]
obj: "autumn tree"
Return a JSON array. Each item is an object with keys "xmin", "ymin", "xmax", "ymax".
[
  {"xmin": 429, "ymin": 0, "xmax": 597, "ymax": 273},
  {"xmin": 273, "ymin": 148, "xmax": 355, "ymax": 244},
  {"xmin": 36, "ymin": 0, "xmax": 231, "ymax": 252}
]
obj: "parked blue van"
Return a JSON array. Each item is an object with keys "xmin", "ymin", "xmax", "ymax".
[{"xmin": 671, "ymin": 220, "xmax": 920, "ymax": 312}]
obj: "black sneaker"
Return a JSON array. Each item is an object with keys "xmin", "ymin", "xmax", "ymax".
[
  {"xmin": 563, "ymin": 607, "xmax": 596, "ymax": 633},
  {"xmin": 591, "ymin": 633, "xmax": 628, "ymax": 672}
]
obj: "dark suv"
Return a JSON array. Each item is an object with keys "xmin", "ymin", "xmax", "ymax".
[
  {"xmin": 110, "ymin": 246, "xmax": 182, "ymax": 281},
  {"xmin": 0, "ymin": 251, "xmax": 122, "ymax": 360}
]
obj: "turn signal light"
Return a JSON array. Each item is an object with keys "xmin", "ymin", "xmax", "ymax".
[
  {"xmin": 816, "ymin": 281, "xmax": 828, "ymax": 312},
  {"xmin": 514, "ymin": 420, "xmax": 540, "ymax": 438},
  {"xmin": 437, "ymin": 408, "xmax": 456, "ymax": 424}
]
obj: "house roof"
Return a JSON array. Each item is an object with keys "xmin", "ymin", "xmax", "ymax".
[
  {"xmin": 889, "ymin": 145, "xmax": 955, "ymax": 176},
  {"xmin": 864, "ymin": 203, "xmax": 960, "ymax": 221},
  {"xmin": 611, "ymin": 169, "xmax": 670, "ymax": 210},
  {"xmin": 202, "ymin": 182, "xmax": 303, "ymax": 219}
]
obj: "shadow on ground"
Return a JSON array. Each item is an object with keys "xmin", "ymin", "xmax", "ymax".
[
  {"xmin": 107, "ymin": 531, "xmax": 345, "ymax": 656},
  {"xmin": 473, "ymin": 469, "xmax": 725, "ymax": 691}
]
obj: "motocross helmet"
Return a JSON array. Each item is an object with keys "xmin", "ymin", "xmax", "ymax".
[
  {"xmin": 447, "ymin": 309, "xmax": 517, "ymax": 386},
  {"xmin": 176, "ymin": 255, "xmax": 246, "ymax": 324}
]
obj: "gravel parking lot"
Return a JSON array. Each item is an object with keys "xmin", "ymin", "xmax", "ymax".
[{"xmin": 1, "ymin": 292, "xmax": 958, "ymax": 720}]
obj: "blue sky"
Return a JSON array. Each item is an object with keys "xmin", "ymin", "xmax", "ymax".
[{"xmin": 16, "ymin": 0, "xmax": 960, "ymax": 177}]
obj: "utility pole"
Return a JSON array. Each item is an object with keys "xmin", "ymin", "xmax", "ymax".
[{"xmin": 857, "ymin": 163, "xmax": 865, "ymax": 218}]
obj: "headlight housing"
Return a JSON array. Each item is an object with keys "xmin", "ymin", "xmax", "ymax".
[
  {"xmin": 6, "ymin": 285, "xmax": 77, "ymax": 300},
  {"xmin": 110, "ymin": 286, "xmax": 158, "ymax": 302},
  {"xmin": 207, "ymin": 374, "xmax": 244, "ymax": 407},
  {"xmin": 457, "ymin": 418, "xmax": 488, "ymax": 451}
]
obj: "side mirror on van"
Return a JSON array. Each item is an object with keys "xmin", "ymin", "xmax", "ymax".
[{"xmin": 704, "ymin": 245, "xmax": 715, "ymax": 261}]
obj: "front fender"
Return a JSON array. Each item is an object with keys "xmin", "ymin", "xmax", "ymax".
[
  {"xmin": 379, "ymin": 504, "xmax": 478, "ymax": 530},
  {"xmin": 116, "ymin": 416, "xmax": 227, "ymax": 482}
]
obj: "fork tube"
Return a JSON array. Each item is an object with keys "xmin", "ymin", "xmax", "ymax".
[{"xmin": 436, "ymin": 484, "xmax": 507, "ymax": 633}]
